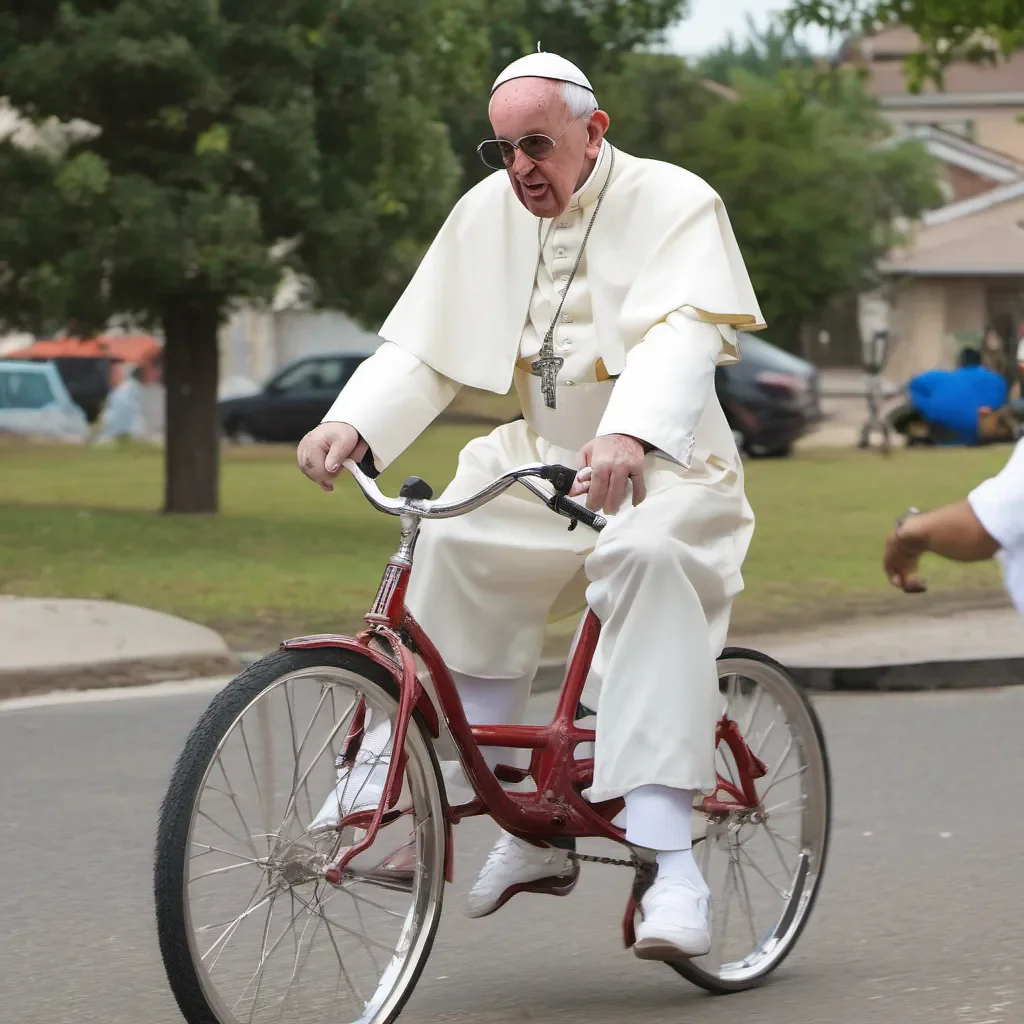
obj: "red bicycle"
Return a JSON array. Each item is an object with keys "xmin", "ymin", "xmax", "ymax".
[{"xmin": 155, "ymin": 461, "xmax": 831, "ymax": 1024}]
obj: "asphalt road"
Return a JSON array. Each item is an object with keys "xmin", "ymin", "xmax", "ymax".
[{"xmin": 0, "ymin": 681, "xmax": 1020, "ymax": 1024}]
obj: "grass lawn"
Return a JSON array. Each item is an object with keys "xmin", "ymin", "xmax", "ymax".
[{"xmin": 0, "ymin": 430, "xmax": 1009, "ymax": 651}]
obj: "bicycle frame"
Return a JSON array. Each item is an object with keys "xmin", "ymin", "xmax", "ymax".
[{"xmin": 282, "ymin": 477, "xmax": 768, "ymax": 887}]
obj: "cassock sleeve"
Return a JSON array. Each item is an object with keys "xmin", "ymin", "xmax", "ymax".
[
  {"xmin": 595, "ymin": 309, "xmax": 726, "ymax": 467},
  {"xmin": 321, "ymin": 342, "xmax": 462, "ymax": 471}
]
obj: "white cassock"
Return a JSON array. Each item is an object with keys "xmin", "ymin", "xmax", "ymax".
[{"xmin": 323, "ymin": 141, "xmax": 762, "ymax": 802}]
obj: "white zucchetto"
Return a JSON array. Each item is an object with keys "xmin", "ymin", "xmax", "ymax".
[{"xmin": 491, "ymin": 51, "xmax": 594, "ymax": 95}]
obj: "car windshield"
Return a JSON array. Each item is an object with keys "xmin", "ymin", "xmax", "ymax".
[{"xmin": 0, "ymin": 368, "xmax": 56, "ymax": 409}]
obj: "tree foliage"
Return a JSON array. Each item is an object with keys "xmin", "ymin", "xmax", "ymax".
[
  {"xmin": 603, "ymin": 54, "xmax": 944, "ymax": 346},
  {"xmin": 787, "ymin": 1, "xmax": 1024, "ymax": 86},
  {"xmin": 696, "ymin": 14, "xmax": 816, "ymax": 85},
  {"xmin": 0, "ymin": 0, "xmax": 488, "ymax": 511}
]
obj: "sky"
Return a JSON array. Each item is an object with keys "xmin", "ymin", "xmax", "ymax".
[{"xmin": 666, "ymin": 0, "xmax": 837, "ymax": 57}]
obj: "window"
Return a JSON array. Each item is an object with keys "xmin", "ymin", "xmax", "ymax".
[
  {"xmin": 270, "ymin": 361, "xmax": 324, "ymax": 393},
  {"xmin": 0, "ymin": 369, "xmax": 56, "ymax": 409}
]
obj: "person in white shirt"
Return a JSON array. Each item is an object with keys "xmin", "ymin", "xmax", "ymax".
[
  {"xmin": 884, "ymin": 439, "xmax": 1024, "ymax": 612},
  {"xmin": 297, "ymin": 51, "xmax": 764, "ymax": 961}
]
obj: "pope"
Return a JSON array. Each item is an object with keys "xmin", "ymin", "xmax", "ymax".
[{"xmin": 298, "ymin": 51, "xmax": 765, "ymax": 962}]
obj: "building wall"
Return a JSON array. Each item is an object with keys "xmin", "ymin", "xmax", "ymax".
[{"xmin": 886, "ymin": 278, "xmax": 951, "ymax": 383}]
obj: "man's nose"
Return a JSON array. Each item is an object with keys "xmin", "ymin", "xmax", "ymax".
[{"xmin": 511, "ymin": 148, "xmax": 536, "ymax": 177}]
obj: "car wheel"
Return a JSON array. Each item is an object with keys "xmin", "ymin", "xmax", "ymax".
[{"xmin": 224, "ymin": 419, "xmax": 257, "ymax": 445}]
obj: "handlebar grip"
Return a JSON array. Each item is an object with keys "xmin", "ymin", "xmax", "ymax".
[{"xmin": 552, "ymin": 494, "xmax": 606, "ymax": 532}]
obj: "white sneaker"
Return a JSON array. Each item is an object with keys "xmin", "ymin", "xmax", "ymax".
[
  {"xmin": 465, "ymin": 832, "xmax": 579, "ymax": 918},
  {"xmin": 633, "ymin": 877, "xmax": 712, "ymax": 960}
]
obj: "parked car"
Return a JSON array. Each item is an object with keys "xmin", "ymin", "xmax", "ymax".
[
  {"xmin": 0, "ymin": 360, "xmax": 90, "ymax": 442},
  {"xmin": 47, "ymin": 356, "xmax": 115, "ymax": 422},
  {"xmin": 717, "ymin": 335, "xmax": 822, "ymax": 457},
  {"xmin": 222, "ymin": 339, "xmax": 821, "ymax": 456},
  {"xmin": 219, "ymin": 353, "xmax": 375, "ymax": 443}
]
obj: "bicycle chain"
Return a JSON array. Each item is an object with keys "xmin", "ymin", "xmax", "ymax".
[{"xmin": 567, "ymin": 851, "xmax": 640, "ymax": 869}]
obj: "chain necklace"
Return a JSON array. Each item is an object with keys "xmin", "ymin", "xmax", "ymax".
[{"xmin": 531, "ymin": 146, "xmax": 616, "ymax": 409}]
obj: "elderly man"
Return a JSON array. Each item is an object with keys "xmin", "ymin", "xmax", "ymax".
[{"xmin": 298, "ymin": 52, "xmax": 763, "ymax": 961}]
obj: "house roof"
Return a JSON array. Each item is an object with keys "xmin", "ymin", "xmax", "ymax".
[
  {"xmin": 923, "ymin": 177, "xmax": 1024, "ymax": 226},
  {"xmin": 881, "ymin": 188, "xmax": 1024, "ymax": 275},
  {"xmin": 841, "ymin": 26, "xmax": 1024, "ymax": 104},
  {"xmin": 900, "ymin": 124, "xmax": 1024, "ymax": 183},
  {"xmin": 881, "ymin": 222, "xmax": 1024, "ymax": 275}
]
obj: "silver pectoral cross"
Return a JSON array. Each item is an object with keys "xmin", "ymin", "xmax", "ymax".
[{"xmin": 531, "ymin": 330, "xmax": 563, "ymax": 409}]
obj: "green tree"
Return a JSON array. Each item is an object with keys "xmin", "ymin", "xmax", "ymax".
[
  {"xmin": 787, "ymin": 1, "xmax": 1024, "ymax": 86},
  {"xmin": 0, "ymin": 0, "xmax": 487, "ymax": 513},
  {"xmin": 697, "ymin": 14, "xmax": 816, "ymax": 86},
  {"xmin": 604, "ymin": 55, "xmax": 943, "ymax": 346}
]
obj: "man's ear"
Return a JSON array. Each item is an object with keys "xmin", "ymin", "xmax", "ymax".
[{"xmin": 587, "ymin": 110, "xmax": 610, "ymax": 152}]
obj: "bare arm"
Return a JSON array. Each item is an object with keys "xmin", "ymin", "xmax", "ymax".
[{"xmin": 883, "ymin": 501, "xmax": 1000, "ymax": 592}]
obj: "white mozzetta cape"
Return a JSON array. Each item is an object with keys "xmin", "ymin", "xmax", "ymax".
[{"xmin": 378, "ymin": 144, "xmax": 765, "ymax": 393}]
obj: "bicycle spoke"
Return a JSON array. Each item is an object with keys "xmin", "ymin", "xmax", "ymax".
[
  {"xmin": 197, "ymin": 809, "xmax": 256, "ymax": 853},
  {"xmin": 190, "ymin": 859, "xmax": 269, "ymax": 884},
  {"xmin": 753, "ymin": 718, "xmax": 777, "ymax": 759},
  {"xmin": 733, "ymin": 849, "xmax": 761, "ymax": 949},
  {"xmin": 760, "ymin": 735, "xmax": 794, "ymax": 791},
  {"xmin": 278, "ymin": 698, "xmax": 357, "ymax": 835},
  {"xmin": 239, "ymin": 718, "xmax": 274, "ymax": 858},
  {"xmin": 764, "ymin": 820, "xmax": 799, "ymax": 874},
  {"xmin": 215, "ymin": 752, "xmax": 262, "ymax": 861},
  {"xmin": 200, "ymin": 891, "xmax": 274, "ymax": 963},
  {"xmin": 736, "ymin": 845, "xmax": 786, "ymax": 900},
  {"xmin": 764, "ymin": 762, "xmax": 809, "ymax": 794}
]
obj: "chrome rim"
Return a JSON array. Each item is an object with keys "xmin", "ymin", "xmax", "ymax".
[
  {"xmin": 686, "ymin": 657, "xmax": 828, "ymax": 985},
  {"xmin": 183, "ymin": 667, "xmax": 445, "ymax": 1023}
]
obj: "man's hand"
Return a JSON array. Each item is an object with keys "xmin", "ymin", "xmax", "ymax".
[
  {"xmin": 296, "ymin": 422, "xmax": 368, "ymax": 493},
  {"xmin": 570, "ymin": 434, "xmax": 647, "ymax": 514},
  {"xmin": 883, "ymin": 524, "xmax": 928, "ymax": 594}
]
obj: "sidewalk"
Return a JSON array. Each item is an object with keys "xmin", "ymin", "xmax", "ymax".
[
  {"xmin": 0, "ymin": 596, "xmax": 239, "ymax": 698},
  {"xmin": 534, "ymin": 605, "xmax": 1023, "ymax": 694},
  {"xmin": 0, "ymin": 597, "xmax": 1019, "ymax": 700}
]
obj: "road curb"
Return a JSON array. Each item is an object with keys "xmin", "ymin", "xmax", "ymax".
[
  {"xmin": 0, "ymin": 653, "xmax": 242, "ymax": 701},
  {"xmin": 533, "ymin": 656, "xmax": 1024, "ymax": 694}
]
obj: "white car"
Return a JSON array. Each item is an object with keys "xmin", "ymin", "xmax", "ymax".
[{"xmin": 0, "ymin": 360, "xmax": 90, "ymax": 442}]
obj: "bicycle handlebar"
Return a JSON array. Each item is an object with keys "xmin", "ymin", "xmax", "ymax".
[{"xmin": 341, "ymin": 459, "xmax": 607, "ymax": 532}]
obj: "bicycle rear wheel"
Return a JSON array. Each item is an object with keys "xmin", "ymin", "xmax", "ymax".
[
  {"xmin": 670, "ymin": 647, "xmax": 831, "ymax": 993},
  {"xmin": 155, "ymin": 647, "xmax": 447, "ymax": 1024}
]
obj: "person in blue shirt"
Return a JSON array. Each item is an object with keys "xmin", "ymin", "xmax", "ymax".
[{"xmin": 892, "ymin": 347, "xmax": 1008, "ymax": 446}]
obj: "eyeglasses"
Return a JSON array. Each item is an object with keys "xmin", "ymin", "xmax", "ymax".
[{"xmin": 476, "ymin": 111, "xmax": 589, "ymax": 171}]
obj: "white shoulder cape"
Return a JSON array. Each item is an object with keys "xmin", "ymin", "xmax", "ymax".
[{"xmin": 378, "ymin": 145, "xmax": 765, "ymax": 394}]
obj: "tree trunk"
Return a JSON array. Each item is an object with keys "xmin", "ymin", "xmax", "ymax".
[{"xmin": 162, "ymin": 298, "xmax": 221, "ymax": 514}]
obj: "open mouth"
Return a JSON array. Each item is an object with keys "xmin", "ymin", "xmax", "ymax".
[{"xmin": 522, "ymin": 180, "xmax": 549, "ymax": 199}]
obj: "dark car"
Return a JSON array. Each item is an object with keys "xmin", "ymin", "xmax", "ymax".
[
  {"xmin": 219, "ymin": 353, "xmax": 373, "ymax": 443},
  {"xmin": 717, "ymin": 335, "xmax": 822, "ymax": 457},
  {"xmin": 226, "ymin": 340, "xmax": 821, "ymax": 455},
  {"xmin": 25, "ymin": 355, "xmax": 113, "ymax": 422}
]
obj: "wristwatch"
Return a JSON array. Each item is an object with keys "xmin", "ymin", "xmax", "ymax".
[
  {"xmin": 894, "ymin": 507, "xmax": 926, "ymax": 553},
  {"xmin": 895, "ymin": 507, "xmax": 921, "ymax": 532}
]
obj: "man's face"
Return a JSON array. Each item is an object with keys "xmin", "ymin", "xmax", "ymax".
[{"xmin": 488, "ymin": 78, "xmax": 608, "ymax": 218}]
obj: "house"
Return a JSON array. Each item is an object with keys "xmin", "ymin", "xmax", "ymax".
[{"xmin": 841, "ymin": 27, "xmax": 1024, "ymax": 381}]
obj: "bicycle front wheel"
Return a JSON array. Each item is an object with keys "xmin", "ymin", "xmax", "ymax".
[
  {"xmin": 671, "ymin": 647, "xmax": 831, "ymax": 993},
  {"xmin": 155, "ymin": 648, "xmax": 447, "ymax": 1024}
]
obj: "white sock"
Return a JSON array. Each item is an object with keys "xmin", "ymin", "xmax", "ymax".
[
  {"xmin": 655, "ymin": 847, "xmax": 709, "ymax": 893},
  {"xmin": 624, "ymin": 784, "xmax": 709, "ymax": 893},
  {"xmin": 451, "ymin": 670, "xmax": 531, "ymax": 772}
]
